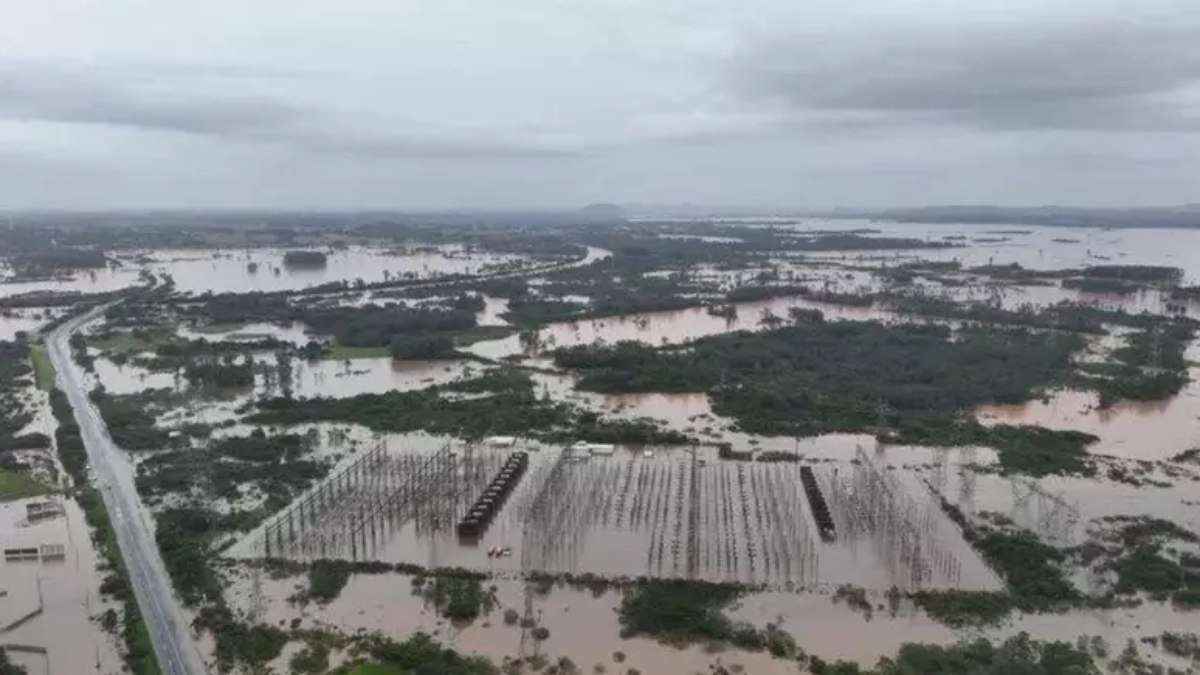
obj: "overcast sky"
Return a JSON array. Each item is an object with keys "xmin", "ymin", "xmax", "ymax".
[{"xmin": 2, "ymin": 0, "xmax": 1199, "ymax": 210}]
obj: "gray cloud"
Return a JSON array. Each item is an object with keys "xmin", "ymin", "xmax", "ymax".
[
  {"xmin": 0, "ymin": 62, "xmax": 304, "ymax": 135},
  {"xmin": 0, "ymin": 62, "xmax": 572, "ymax": 158},
  {"xmin": 4, "ymin": 1, "xmax": 1200, "ymax": 209},
  {"xmin": 727, "ymin": 18, "xmax": 1200, "ymax": 132}
]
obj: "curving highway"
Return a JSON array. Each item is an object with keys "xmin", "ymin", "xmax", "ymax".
[{"xmin": 48, "ymin": 311, "xmax": 208, "ymax": 675}]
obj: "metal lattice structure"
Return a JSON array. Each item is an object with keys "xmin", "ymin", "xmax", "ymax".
[
  {"xmin": 258, "ymin": 443, "xmax": 463, "ymax": 560},
  {"xmin": 518, "ymin": 450, "xmax": 819, "ymax": 586},
  {"xmin": 825, "ymin": 446, "xmax": 963, "ymax": 588},
  {"xmin": 1009, "ymin": 477, "xmax": 1080, "ymax": 546}
]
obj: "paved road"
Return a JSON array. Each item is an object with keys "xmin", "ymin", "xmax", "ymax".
[{"xmin": 48, "ymin": 311, "xmax": 208, "ymax": 675}]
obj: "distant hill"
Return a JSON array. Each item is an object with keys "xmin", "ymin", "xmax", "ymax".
[{"xmin": 577, "ymin": 203, "xmax": 627, "ymax": 221}]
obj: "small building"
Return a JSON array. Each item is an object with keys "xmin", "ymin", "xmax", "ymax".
[
  {"xmin": 25, "ymin": 501, "xmax": 63, "ymax": 522},
  {"xmin": 40, "ymin": 543, "xmax": 66, "ymax": 560}
]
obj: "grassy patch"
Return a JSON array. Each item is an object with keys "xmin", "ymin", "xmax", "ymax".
[
  {"xmin": 355, "ymin": 632, "xmax": 497, "ymax": 675},
  {"xmin": 0, "ymin": 467, "xmax": 52, "ymax": 501},
  {"xmin": 29, "ymin": 342, "xmax": 55, "ymax": 390},
  {"xmin": 347, "ymin": 665, "xmax": 406, "ymax": 675},
  {"xmin": 974, "ymin": 530, "xmax": 1081, "ymax": 611},
  {"xmin": 911, "ymin": 590, "xmax": 1013, "ymax": 627},
  {"xmin": 979, "ymin": 425, "xmax": 1096, "ymax": 477},
  {"xmin": 307, "ymin": 559, "xmax": 353, "ymax": 604},
  {"xmin": 617, "ymin": 579, "xmax": 743, "ymax": 644},
  {"xmin": 155, "ymin": 508, "xmax": 224, "ymax": 606},
  {"xmin": 322, "ymin": 340, "xmax": 392, "ymax": 360},
  {"xmin": 811, "ymin": 632, "xmax": 1095, "ymax": 675},
  {"xmin": 90, "ymin": 328, "xmax": 174, "ymax": 355},
  {"xmin": 194, "ymin": 605, "xmax": 289, "ymax": 672},
  {"xmin": 420, "ymin": 575, "xmax": 495, "ymax": 622}
]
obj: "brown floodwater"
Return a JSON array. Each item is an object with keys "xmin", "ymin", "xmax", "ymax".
[
  {"xmin": 0, "ymin": 308, "xmax": 63, "ymax": 340},
  {"xmin": 977, "ymin": 384, "xmax": 1200, "ymax": 462},
  {"xmin": 151, "ymin": 245, "xmax": 534, "ymax": 295},
  {"xmin": 230, "ymin": 433, "xmax": 998, "ymax": 593},
  {"xmin": 177, "ymin": 320, "xmax": 315, "ymax": 345},
  {"xmin": 228, "ymin": 567, "xmax": 952, "ymax": 673},
  {"xmin": 0, "ymin": 265, "xmax": 142, "ymax": 298},
  {"xmin": 926, "ymin": 458, "xmax": 1199, "ymax": 554},
  {"xmin": 88, "ymin": 349, "xmax": 487, "ymax": 400},
  {"xmin": 229, "ymin": 558, "xmax": 1194, "ymax": 674},
  {"xmin": 0, "ymin": 496, "xmax": 125, "ymax": 675},
  {"xmin": 466, "ymin": 293, "xmax": 890, "ymax": 361},
  {"xmin": 780, "ymin": 219, "xmax": 1200, "ymax": 285},
  {"xmin": 977, "ymin": 342, "xmax": 1200, "ymax": 462},
  {"xmin": 0, "ymin": 245, "xmax": 541, "ymax": 298},
  {"xmin": 279, "ymin": 356, "xmax": 484, "ymax": 398}
]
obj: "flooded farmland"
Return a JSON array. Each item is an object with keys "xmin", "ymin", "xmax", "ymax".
[
  {"xmin": 0, "ymin": 496, "xmax": 125, "ymax": 675},
  {"xmin": 6, "ymin": 216, "xmax": 1200, "ymax": 675}
]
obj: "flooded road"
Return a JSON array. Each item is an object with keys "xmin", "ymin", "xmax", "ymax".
[{"xmin": 48, "ymin": 311, "xmax": 208, "ymax": 675}]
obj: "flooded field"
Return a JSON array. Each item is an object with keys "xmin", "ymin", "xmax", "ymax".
[
  {"xmin": 782, "ymin": 219, "xmax": 1200, "ymax": 284},
  {"xmin": 467, "ymin": 293, "xmax": 888, "ymax": 360},
  {"xmin": 149, "ymin": 245, "xmax": 535, "ymax": 295},
  {"xmin": 226, "ymin": 571, "xmax": 814, "ymax": 674},
  {"xmin": 978, "ymin": 342, "xmax": 1200, "ymax": 461},
  {"xmin": 231, "ymin": 439, "xmax": 997, "ymax": 592},
  {"xmin": 9, "ymin": 217, "xmax": 1200, "ymax": 675},
  {"xmin": 177, "ymin": 320, "xmax": 315, "ymax": 346},
  {"xmin": 0, "ymin": 309, "xmax": 60, "ymax": 341},
  {"xmin": 0, "ymin": 496, "xmax": 124, "ymax": 675},
  {"xmin": 87, "ymin": 351, "xmax": 487, "ymax": 399},
  {"xmin": 0, "ymin": 244, "xmax": 546, "ymax": 298},
  {"xmin": 0, "ymin": 266, "xmax": 143, "ymax": 298}
]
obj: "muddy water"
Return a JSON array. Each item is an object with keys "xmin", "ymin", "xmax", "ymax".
[
  {"xmin": 279, "ymin": 357, "xmax": 485, "ymax": 398},
  {"xmin": 530, "ymin": 370, "xmax": 1000, "ymax": 467},
  {"xmin": 0, "ymin": 309, "xmax": 61, "ymax": 340},
  {"xmin": 779, "ymin": 219, "xmax": 1200, "ymax": 285},
  {"xmin": 234, "ymin": 562, "xmax": 1192, "ymax": 672},
  {"xmin": 476, "ymin": 295, "xmax": 510, "ymax": 327},
  {"xmin": 1002, "ymin": 603, "xmax": 1200, "ymax": 673},
  {"xmin": 977, "ymin": 341, "xmax": 1200, "ymax": 462},
  {"xmin": 0, "ymin": 265, "xmax": 142, "ymax": 298},
  {"xmin": 1, "ymin": 245, "xmax": 539, "ymax": 298},
  {"xmin": 928, "ymin": 462, "xmax": 1200, "ymax": 553},
  {"xmin": 977, "ymin": 384, "xmax": 1200, "ymax": 462},
  {"xmin": 229, "ymin": 568, "xmax": 947, "ymax": 672},
  {"xmin": 911, "ymin": 278, "xmax": 1188, "ymax": 316},
  {"xmin": 88, "ymin": 349, "xmax": 486, "ymax": 400},
  {"xmin": 0, "ymin": 496, "xmax": 125, "ymax": 675},
  {"xmin": 467, "ymin": 294, "xmax": 889, "ymax": 361},
  {"xmin": 91, "ymin": 356, "xmax": 183, "ymax": 394},
  {"xmin": 230, "ymin": 430, "xmax": 997, "ymax": 592},
  {"xmin": 728, "ymin": 591, "xmax": 955, "ymax": 661},
  {"xmin": 177, "ymin": 320, "xmax": 315, "ymax": 345},
  {"xmin": 152, "ymin": 245, "xmax": 533, "ymax": 295}
]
